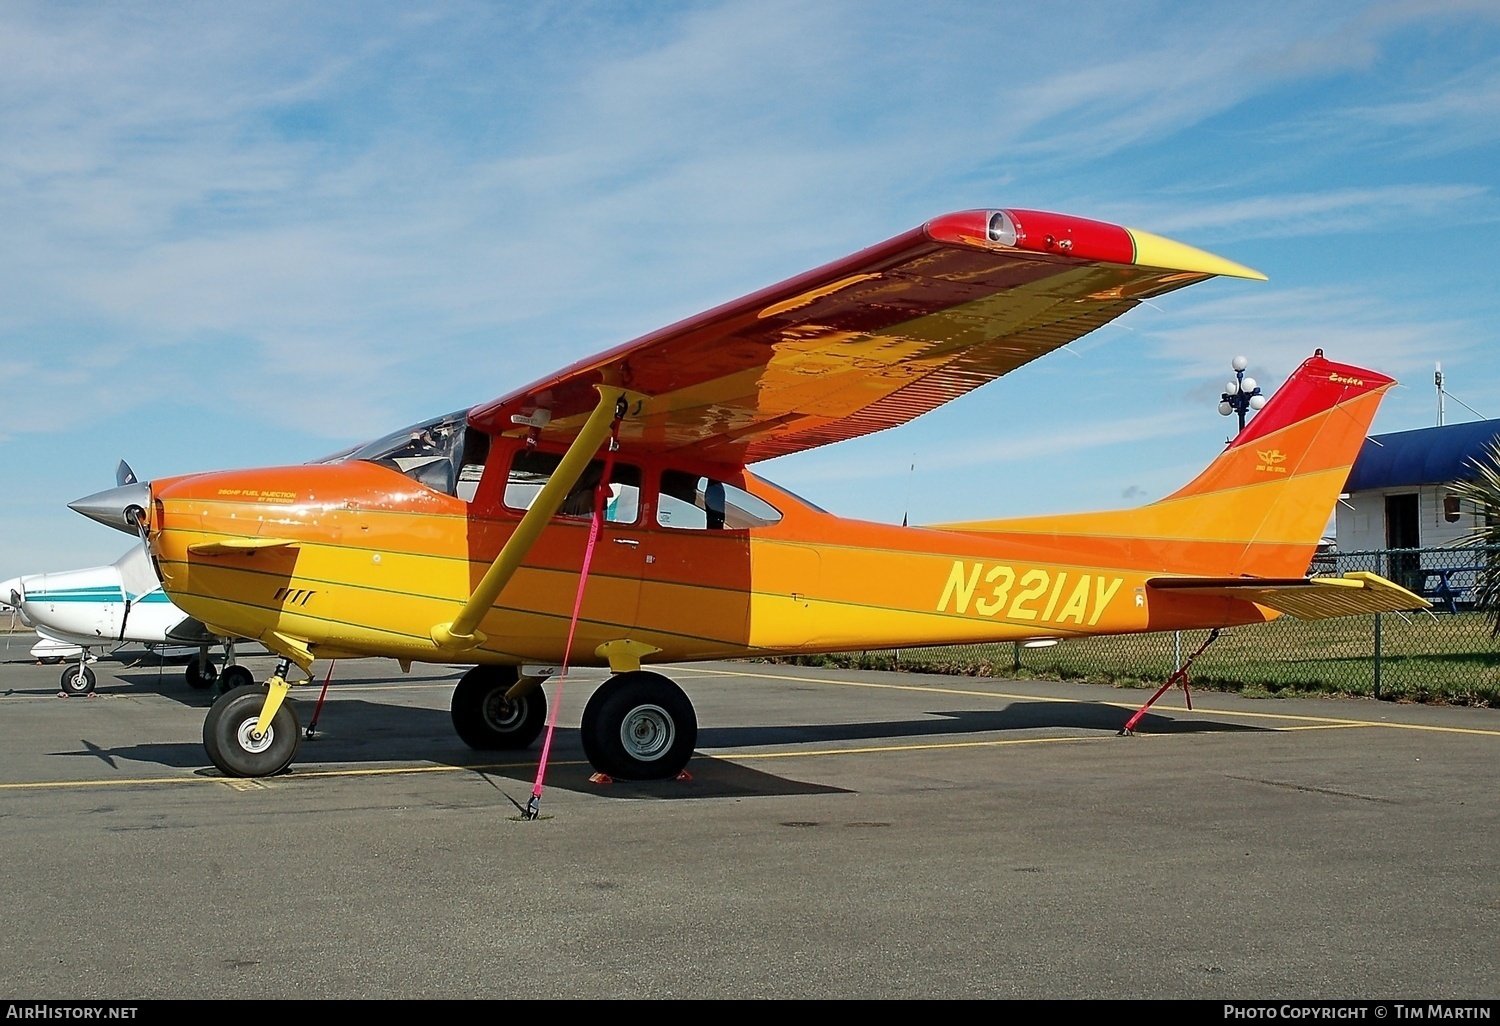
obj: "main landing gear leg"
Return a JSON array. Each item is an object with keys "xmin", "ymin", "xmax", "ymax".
[{"xmin": 203, "ymin": 651, "xmax": 309, "ymax": 777}]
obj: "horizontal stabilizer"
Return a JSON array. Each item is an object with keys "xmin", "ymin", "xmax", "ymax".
[
  {"xmin": 187, "ymin": 538, "xmax": 301, "ymax": 556},
  {"xmin": 1147, "ymin": 571, "xmax": 1429, "ymax": 620}
]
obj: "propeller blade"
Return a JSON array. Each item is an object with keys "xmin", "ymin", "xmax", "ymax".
[{"xmin": 116, "ymin": 461, "xmax": 138, "ymax": 487}]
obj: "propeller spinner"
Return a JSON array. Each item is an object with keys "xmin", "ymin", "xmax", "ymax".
[{"xmin": 71, "ymin": 461, "xmax": 150, "ymax": 537}]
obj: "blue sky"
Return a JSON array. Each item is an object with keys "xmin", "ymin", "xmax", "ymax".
[{"xmin": 3, "ymin": 0, "xmax": 1498, "ymax": 581}]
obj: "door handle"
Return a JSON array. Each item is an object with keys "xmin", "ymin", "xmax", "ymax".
[{"xmin": 613, "ymin": 538, "xmax": 640, "ymax": 547}]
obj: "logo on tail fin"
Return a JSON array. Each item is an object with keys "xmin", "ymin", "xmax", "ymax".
[{"xmin": 1255, "ymin": 448, "xmax": 1289, "ymax": 473}]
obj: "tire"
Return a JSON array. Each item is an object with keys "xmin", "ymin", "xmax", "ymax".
[
  {"xmin": 450, "ymin": 665, "xmax": 546, "ymax": 750},
  {"xmin": 580, "ymin": 671, "xmax": 696, "ymax": 780},
  {"xmin": 202, "ymin": 684, "xmax": 301, "ymax": 777},
  {"xmin": 185, "ymin": 657, "xmax": 218, "ymax": 690},
  {"xmin": 60, "ymin": 664, "xmax": 96, "ymax": 696},
  {"xmin": 218, "ymin": 665, "xmax": 255, "ymax": 691}
]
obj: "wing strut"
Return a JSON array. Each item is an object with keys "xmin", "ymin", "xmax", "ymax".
[{"xmin": 431, "ymin": 385, "xmax": 631, "ymax": 652}]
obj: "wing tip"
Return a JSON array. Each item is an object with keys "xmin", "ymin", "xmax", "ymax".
[
  {"xmin": 1126, "ymin": 227, "xmax": 1267, "ymax": 281},
  {"xmin": 925, "ymin": 209, "xmax": 1266, "ymax": 281}
]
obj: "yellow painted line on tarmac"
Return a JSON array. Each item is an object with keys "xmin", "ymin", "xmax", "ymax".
[
  {"xmin": 693, "ymin": 667, "xmax": 1500, "ymax": 737},
  {"xmin": 1270, "ymin": 722, "xmax": 1381, "ymax": 732},
  {"xmin": 0, "ymin": 759, "xmax": 574, "ymax": 792},
  {"xmin": 0, "ymin": 733, "xmax": 1108, "ymax": 792}
]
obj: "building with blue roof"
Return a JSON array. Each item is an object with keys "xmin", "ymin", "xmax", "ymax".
[
  {"xmin": 1333, "ymin": 418, "xmax": 1500, "ymax": 609},
  {"xmin": 1337, "ymin": 418, "xmax": 1500, "ymax": 551}
]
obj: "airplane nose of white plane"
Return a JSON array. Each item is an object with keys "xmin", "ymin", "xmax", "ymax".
[
  {"xmin": 68, "ymin": 482, "xmax": 151, "ymax": 535},
  {"xmin": 0, "ymin": 576, "xmax": 21, "ymax": 608}
]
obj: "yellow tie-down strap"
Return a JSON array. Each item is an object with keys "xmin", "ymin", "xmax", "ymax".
[{"xmin": 1147, "ymin": 571, "xmax": 1430, "ymax": 620}]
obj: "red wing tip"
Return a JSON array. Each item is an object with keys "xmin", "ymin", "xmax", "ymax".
[{"xmin": 925, "ymin": 208, "xmax": 1134, "ymax": 265}]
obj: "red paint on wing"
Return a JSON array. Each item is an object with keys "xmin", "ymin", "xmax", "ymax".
[{"xmin": 924, "ymin": 208, "xmax": 1136, "ymax": 265}]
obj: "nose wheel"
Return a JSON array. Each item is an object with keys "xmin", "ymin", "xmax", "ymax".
[
  {"xmin": 580, "ymin": 671, "xmax": 696, "ymax": 780},
  {"xmin": 59, "ymin": 663, "xmax": 96, "ymax": 696},
  {"xmin": 203, "ymin": 684, "xmax": 301, "ymax": 777}
]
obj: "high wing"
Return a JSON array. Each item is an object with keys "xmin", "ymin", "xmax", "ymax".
[{"xmin": 468, "ymin": 208, "xmax": 1264, "ymax": 464}]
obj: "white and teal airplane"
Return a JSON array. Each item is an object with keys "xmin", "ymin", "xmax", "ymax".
[{"xmin": 1, "ymin": 543, "xmax": 255, "ymax": 696}]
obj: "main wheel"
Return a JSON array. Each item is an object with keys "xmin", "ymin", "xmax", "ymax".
[
  {"xmin": 185, "ymin": 657, "xmax": 218, "ymax": 690},
  {"xmin": 580, "ymin": 671, "xmax": 696, "ymax": 780},
  {"xmin": 60, "ymin": 664, "xmax": 96, "ymax": 696},
  {"xmin": 218, "ymin": 665, "xmax": 255, "ymax": 691},
  {"xmin": 450, "ymin": 665, "xmax": 546, "ymax": 750},
  {"xmin": 203, "ymin": 684, "xmax": 301, "ymax": 777}
]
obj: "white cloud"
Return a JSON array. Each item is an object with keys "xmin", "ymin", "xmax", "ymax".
[
  {"xmin": 1140, "ymin": 286, "xmax": 1475, "ymax": 385},
  {"xmin": 1120, "ymin": 184, "xmax": 1489, "ymax": 240}
]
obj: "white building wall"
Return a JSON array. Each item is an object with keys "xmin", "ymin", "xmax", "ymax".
[
  {"xmin": 1335, "ymin": 484, "xmax": 1483, "ymax": 552},
  {"xmin": 1333, "ymin": 484, "xmax": 1488, "ymax": 606}
]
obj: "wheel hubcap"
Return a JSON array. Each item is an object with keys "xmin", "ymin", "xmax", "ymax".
[
  {"xmin": 619, "ymin": 704, "xmax": 674, "ymax": 761},
  {"xmin": 482, "ymin": 692, "xmax": 524, "ymax": 732},
  {"xmin": 236, "ymin": 718, "xmax": 274, "ymax": 754}
]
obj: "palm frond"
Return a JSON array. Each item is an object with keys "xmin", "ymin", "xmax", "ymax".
[{"xmin": 1448, "ymin": 439, "xmax": 1500, "ymax": 634}]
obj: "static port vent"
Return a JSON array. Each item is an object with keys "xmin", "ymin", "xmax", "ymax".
[{"xmin": 987, "ymin": 210, "xmax": 1018, "ymax": 247}]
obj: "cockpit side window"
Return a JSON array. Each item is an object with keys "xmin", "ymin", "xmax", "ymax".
[
  {"xmin": 657, "ymin": 471, "xmax": 782, "ymax": 530},
  {"xmin": 504, "ymin": 450, "xmax": 641, "ymax": 524}
]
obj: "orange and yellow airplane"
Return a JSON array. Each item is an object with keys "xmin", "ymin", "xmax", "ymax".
[{"xmin": 69, "ymin": 207, "xmax": 1427, "ymax": 781}]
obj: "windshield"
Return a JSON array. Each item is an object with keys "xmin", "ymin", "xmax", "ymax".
[{"xmin": 340, "ymin": 410, "xmax": 476, "ymax": 496}]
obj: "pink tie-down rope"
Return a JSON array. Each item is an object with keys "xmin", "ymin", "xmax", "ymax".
[{"xmin": 525, "ymin": 416, "xmax": 622, "ymax": 820}]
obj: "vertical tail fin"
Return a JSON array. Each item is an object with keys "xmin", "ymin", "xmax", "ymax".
[
  {"xmin": 1154, "ymin": 351, "xmax": 1393, "ymax": 576},
  {"xmin": 938, "ymin": 351, "xmax": 1395, "ymax": 578}
]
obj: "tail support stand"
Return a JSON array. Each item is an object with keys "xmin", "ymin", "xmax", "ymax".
[{"xmin": 1118, "ymin": 628, "xmax": 1221, "ymax": 736}]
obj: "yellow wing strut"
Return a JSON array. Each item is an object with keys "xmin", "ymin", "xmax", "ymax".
[{"xmin": 431, "ymin": 384, "xmax": 631, "ymax": 652}]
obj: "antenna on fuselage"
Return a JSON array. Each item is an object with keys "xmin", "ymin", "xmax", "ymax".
[{"xmin": 901, "ymin": 456, "xmax": 915, "ymax": 527}]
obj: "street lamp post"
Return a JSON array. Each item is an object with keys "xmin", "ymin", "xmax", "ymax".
[{"xmin": 1218, "ymin": 355, "xmax": 1266, "ymax": 433}]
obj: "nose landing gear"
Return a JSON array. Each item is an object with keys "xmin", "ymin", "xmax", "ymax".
[{"xmin": 202, "ymin": 654, "xmax": 304, "ymax": 777}]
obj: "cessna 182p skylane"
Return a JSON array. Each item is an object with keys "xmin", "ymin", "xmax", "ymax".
[{"xmin": 69, "ymin": 207, "xmax": 1427, "ymax": 781}]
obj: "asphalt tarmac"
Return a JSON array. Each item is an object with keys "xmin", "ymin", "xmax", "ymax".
[{"xmin": 0, "ymin": 645, "xmax": 1496, "ymax": 1000}]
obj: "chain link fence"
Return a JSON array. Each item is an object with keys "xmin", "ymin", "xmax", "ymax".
[{"xmin": 776, "ymin": 545, "xmax": 1500, "ymax": 707}]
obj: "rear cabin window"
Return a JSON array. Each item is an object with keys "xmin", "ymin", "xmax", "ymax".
[
  {"xmin": 657, "ymin": 471, "xmax": 782, "ymax": 530},
  {"xmin": 504, "ymin": 451, "xmax": 641, "ymax": 525}
]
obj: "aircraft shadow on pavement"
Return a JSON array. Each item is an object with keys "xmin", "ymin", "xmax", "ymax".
[
  {"xmin": 53, "ymin": 698, "xmax": 848, "ymax": 800},
  {"xmin": 698, "ymin": 700, "xmax": 1264, "ymax": 749},
  {"xmin": 48, "ymin": 695, "xmax": 1261, "ymax": 801}
]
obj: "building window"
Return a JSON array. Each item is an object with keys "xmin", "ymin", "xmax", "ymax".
[{"xmin": 1443, "ymin": 494, "xmax": 1461, "ymax": 523}]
